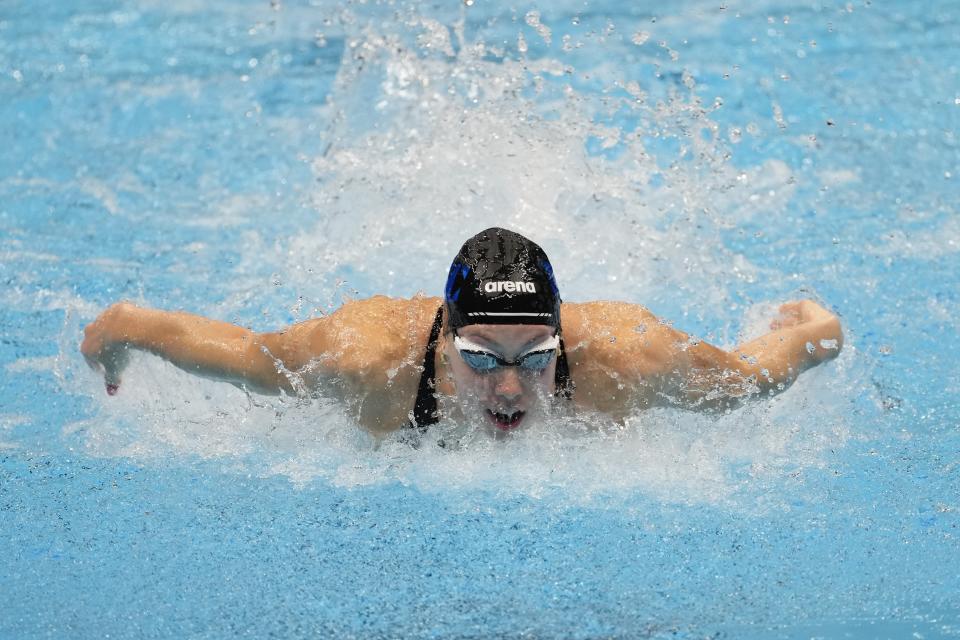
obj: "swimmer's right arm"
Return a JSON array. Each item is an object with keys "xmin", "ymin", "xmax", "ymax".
[
  {"xmin": 80, "ymin": 302, "xmax": 328, "ymax": 395},
  {"xmin": 80, "ymin": 297, "xmax": 427, "ymax": 434}
]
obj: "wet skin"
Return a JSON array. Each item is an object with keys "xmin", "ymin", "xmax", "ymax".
[
  {"xmin": 80, "ymin": 296, "xmax": 844, "ymax": 435},
  {"xmin": 439, "ymin": 324, "xmax": 557, "ymax": 436}
]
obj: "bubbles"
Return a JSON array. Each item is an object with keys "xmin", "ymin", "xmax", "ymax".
[
  {"xmin": 68, "ymin": 344, "xmax": 854, "ymax": 509},
  {"xmin": 516, "ymin": 31, "xmax": 528, "ymax": 54},
  {"xmin": 524, "ymin": 11, "xmax": 551, "ymax": 46}
]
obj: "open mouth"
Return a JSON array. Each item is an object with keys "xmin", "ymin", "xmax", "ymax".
[{"xmin": 486, "ymin": 409, "xmax": 526, "ymax": 431}]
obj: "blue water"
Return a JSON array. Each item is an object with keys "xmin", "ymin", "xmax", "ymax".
[{"xmin": 2, "ymin": 0, "xmax": 959, "ymax": 638}]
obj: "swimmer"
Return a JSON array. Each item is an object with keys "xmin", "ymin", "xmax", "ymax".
[{"xmin": 81, "ymin": 227, "xmax": 844, "ymax": 437}]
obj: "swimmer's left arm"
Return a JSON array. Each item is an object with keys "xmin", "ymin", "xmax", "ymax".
[
  {"xmin": 563, "ymin": 299, "xmax": 843, "ymax": 412},
  {"xmin": 657, "ymin": 300, "xmax": 844, "ymax": 410}
]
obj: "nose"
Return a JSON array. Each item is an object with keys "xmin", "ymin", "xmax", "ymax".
[{"xmin": 493, "ymin": 367, "xmax": 523, "ymax": 402}]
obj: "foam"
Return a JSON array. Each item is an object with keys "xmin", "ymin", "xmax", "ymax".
[{"xmin": 58, "ymin": 338, "xmax": 858, "ymax": 512}]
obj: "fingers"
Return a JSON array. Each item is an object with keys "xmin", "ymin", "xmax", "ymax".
[
  {"xmin": 82, "ymin": 351, "xmax": 102, "ymax": 372},
  {"xmin": 771, "ymin": 301, "xmax": 802, "ymax": 330},
  {"xmin": 777, "ymin": 301, "xmax": 802, "ymax": 316},
  {"xmin": 100, "ymin": 345, "xmax": 129, "ymax": 396},
  {"xmin": 81, "ymin": 315, "xmax": 129, "ymax": 396},
  {"xmin": 80, "ymin": 327, "xmax": 101, "ymax": 371},
  {"xmin": 771, "ymin": 299, "xmax": 836, "ymax": 330},
  {"xmin": 104, "ymin": 366, "xmax": 122, "ymax": 393}
]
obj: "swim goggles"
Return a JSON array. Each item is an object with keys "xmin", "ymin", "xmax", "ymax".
[{"xmin": 453, "ymin": 333, "xmax": 559, "ymax": 373}]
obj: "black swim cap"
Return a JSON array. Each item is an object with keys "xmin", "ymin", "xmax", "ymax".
[{"xmin": 444, "ymin": 227, "xmax": 561, "ymax": 329}]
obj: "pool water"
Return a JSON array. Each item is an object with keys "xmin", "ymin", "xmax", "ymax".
[{"xmin": 2, "ymin": 0, "xmax": 959, "ymax": 638}]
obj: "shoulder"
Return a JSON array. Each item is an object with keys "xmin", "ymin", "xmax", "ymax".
[
  {"xmin": 561, "ymin": 300, "xmax": 672, "ymax": 368},
  {"xmin": 312, "ymin": 294, "xmax": 440, "ymax": 368},
  {"xmin": 560, "ymin": 301, "xmax": 688, "ymax": 413},
  {"xmin": 310, "ymin": 295, "xmax": 442, "ymax": 433},
  {"xmin": 561, "ymin": 301, "xmax": 659, "ymax": 334}
]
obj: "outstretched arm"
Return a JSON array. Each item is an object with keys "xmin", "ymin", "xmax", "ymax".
[
  {"xmin": 80, "ymin": 302, "xmax": 326, "ymax": 395},
  {"xmin": 665, "ymin": 300, "xmax": 844, "ymax": 410},
  {"xmin": 562, "ymin": 299, "xmax": 843, "ymax": 414},
  {"xmin": 80, "ymin": 296, "xmax": 435, "ymax": 433}
]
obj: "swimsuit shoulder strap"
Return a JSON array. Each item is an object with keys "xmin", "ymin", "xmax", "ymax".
[
  {"xmin": 409, "ymin": 306, "xmax": 445, "ymax": 432},
  {"xmin": 554, "ymin": 336, "xmax": 574, "ymax": 400}
]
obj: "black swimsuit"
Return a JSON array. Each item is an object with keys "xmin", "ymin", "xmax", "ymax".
[{"xmin": 409, "ymin": 307, "xmax": 573, "ymax": 432}]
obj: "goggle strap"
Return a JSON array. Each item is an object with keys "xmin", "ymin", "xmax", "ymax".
[{"xmin": 452, "ymin": 334, "xmax": 560, "ymax": 360}]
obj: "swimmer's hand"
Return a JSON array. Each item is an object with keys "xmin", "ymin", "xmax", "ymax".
[
  {"xmin": 81, "ymin": 301, "xmax": 135, "ymax": 395},
  {"xmin": 768, "ymin": 299, "xmax": 844, "ymax": 362},
  {"xmin": 770, "ymin": 299, "xmax": 836, "ymax": 330}
]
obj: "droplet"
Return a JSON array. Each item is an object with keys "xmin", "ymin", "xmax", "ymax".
[
  {"xmin": 525, "ymin": 10, "xmax": 552, "ymax": 44},
  {"xmin": 805, "ymin": 341, "xmax": 816, "ymax": 354},
  {"xmin": 517, "ymin": 32, "xmax": 528, "ymax": 54},
  {"xmin": 631, "ymin": 31, "xmax": 650, "ymax": 45}
]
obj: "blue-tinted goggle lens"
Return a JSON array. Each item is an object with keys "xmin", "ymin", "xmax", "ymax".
[
  {"xmin": 456, "ymin": 346, "xmax": 557, "ymax": 373},
  {"xmin": 453, "ymin": 333, "xmax": 560, "ymax": 373},
  {"xmin": 458, "ymin": 350, "xmax": 498, "ymax": 371}
]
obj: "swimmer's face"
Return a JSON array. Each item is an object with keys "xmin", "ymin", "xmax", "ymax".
[{"xmin": 443, "ymin": 323, "xmax": 558, "ymax": 436}]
